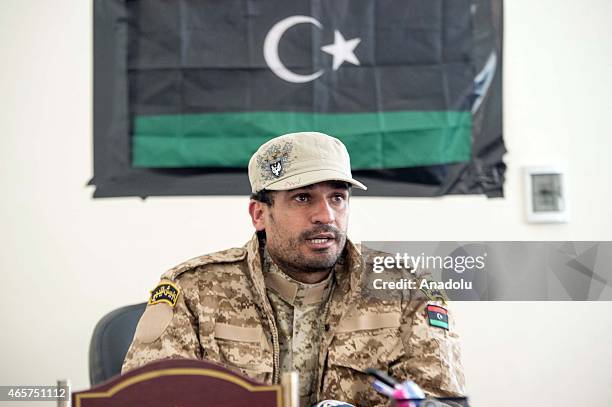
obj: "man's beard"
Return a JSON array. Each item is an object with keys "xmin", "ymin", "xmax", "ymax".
[{"xmin": 267, "ymin": 225, "xmax": 347, "ymax": 274}]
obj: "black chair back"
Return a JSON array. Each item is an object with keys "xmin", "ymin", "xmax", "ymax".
[{"xmin": 89, "ymin": 302, "xmax": 146, "ymax": 386}]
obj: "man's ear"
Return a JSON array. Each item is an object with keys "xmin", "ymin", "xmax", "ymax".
[{"xmin": 248, "ymin": 200, "xmax": 267, "ymax": 231}]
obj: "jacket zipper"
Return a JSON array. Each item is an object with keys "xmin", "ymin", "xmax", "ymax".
[{"xmin": 268, "ymin": 312, "xmax": 280, "ymax": 384}]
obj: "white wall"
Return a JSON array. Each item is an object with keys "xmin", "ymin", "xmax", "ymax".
[{"xmin": 1, "ymin": 0, "xmax": 611, "ymax": 406}]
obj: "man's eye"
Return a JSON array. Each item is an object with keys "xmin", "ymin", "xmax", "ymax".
[
  {"xmin": 332, "ymin": 194, "xmax": 346, "ymax": 203},
  {"xmin": 294, "ymin": 194, "xmax": 309, "ymax": 202}
]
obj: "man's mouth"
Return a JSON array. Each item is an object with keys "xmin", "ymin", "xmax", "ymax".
[
  {"xmin": 306, "ymin": 234, "xmax": 336, "ymax": 248},
  {"xmin": 309, "ymin": 238, "xmax": 331, "ymax": 244}
]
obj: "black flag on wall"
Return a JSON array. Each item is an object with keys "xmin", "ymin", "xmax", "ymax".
[{"xmin": 92, "ymin": 0, "xmax": 504, "ymax": 198}]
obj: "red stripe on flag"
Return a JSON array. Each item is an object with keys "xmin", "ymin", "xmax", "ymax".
[{"xmin": 427, "ymin": 305, "xmax": 447, "ymax": 314}]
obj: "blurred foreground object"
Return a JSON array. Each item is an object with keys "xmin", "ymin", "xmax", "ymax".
[
  {"xmin": 72, "ymin": 359, "xmax": 295, "ymax": 407},
  {"xmin": 366, "ymin": 368, "xmax": 469, "ymax": 407}
]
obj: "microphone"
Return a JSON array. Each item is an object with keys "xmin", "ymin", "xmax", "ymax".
[
  {"xmin": 313, "ymin": 400, "xmax": 356, "ymax": 407},
  {"xmin": 365, "ymin": 368, "xmax": 427, "ymax": 407}
]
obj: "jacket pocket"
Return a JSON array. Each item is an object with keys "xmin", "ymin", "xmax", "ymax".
[
  {"xmin": 322, "ymin": 315, "xmax": 403, "ymax": 406},
  {"xmin": 329, "ymin": 327, "xmax": 403, "ymax": 371},
  {"xmin": 214, "ymin": 323, "xmax": 273, "ymax": 383}
]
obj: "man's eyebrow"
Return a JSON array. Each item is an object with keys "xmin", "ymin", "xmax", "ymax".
[
  {"xmin": 288, "ymin": 182, "xmax": 350, "ymax": 193},
  {"xmin": 329, "ymin": 181, "xmax": 350, "ymax": 190},
  {"xmin": 290, "ymin": 185, "xmax": 315, "ymax": 192}
]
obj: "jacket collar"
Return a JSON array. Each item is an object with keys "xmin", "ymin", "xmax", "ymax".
[{"xmin": 263, "ymin": 250, "xmax": 334, "ymax": 306}]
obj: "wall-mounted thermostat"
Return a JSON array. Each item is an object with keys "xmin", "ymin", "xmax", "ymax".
[{"xmin": 523, "ymin": 166, "xmax": 569, "ymax": 223}]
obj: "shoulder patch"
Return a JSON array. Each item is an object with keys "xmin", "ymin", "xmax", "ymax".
[
  {"xmin": 149, "ymin": 281, "xmax": 180, "ymax": 307},
  {"xmin": 161, "ymin": 247, "xmax": 247, "ymax": 281},
  {"xmin": 426, "ymin": 304, "xmax": 449, "ymax": 330}
]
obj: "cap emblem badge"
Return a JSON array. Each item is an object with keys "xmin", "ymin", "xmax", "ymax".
[
  {"xmin": 257, "ymin": 141, "xmax": 294, "ymax": 181},
  {"xmin": 270, "ymin": 161, "xmax": 283, "ymax": 177}
]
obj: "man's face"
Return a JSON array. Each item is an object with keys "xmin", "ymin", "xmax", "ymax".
[{"xmin": 254, "ymin": 181, "xmax": 350, "ymax": 275}]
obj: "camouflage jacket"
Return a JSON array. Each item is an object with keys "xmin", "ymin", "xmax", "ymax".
[{"xmin": 122, "ymin": 235, "xmax": 466, "ymax": 406}]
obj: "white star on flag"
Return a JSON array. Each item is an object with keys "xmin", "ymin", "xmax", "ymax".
[{"xmin": 321, "ymin": 30, "xmax": 361, "ymax": 71}]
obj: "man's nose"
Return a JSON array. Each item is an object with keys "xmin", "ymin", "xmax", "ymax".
[{"xmin": 311, "ymin": 199, "xmax": 335, "ymax": 224}]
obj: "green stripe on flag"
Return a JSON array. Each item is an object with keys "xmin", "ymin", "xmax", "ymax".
[
  {"xmin": 132, "ymin": 111, "xmax": 472, "ymax": 169},
  {"xmin": 429, "ymin": 319, "xmax": 449, "ymax": 329}
]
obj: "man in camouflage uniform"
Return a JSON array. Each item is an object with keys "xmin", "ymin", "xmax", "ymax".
[{"xmin": 122, "ymin": 132, "xmax": 466, "ymax": 406}]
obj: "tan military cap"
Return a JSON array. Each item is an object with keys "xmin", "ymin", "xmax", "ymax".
[{"xmin": 248, "ymin": 132, "xmax": 367, "ymax": 193}]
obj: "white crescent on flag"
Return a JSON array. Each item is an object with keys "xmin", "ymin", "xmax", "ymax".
[{"xmin": 263, "ymin": 16, "xmax": 324, "ymax": 83}]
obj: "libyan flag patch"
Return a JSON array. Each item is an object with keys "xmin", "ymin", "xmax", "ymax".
[{"xmin": 427, "ymin": 304, "xmax": 449, "ymax": 330}]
